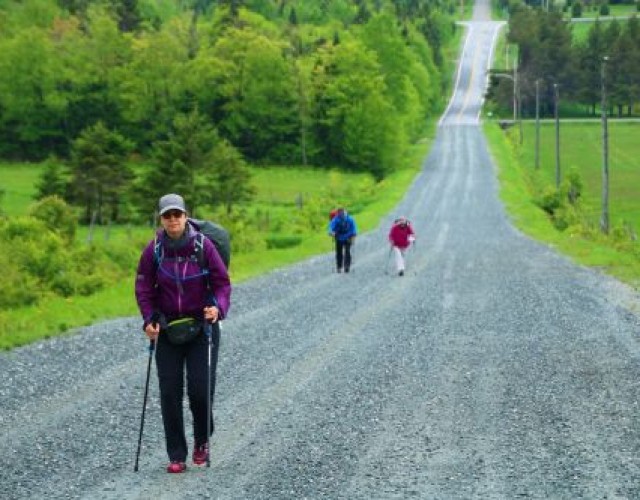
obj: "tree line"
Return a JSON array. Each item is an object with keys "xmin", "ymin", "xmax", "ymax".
[
  {"xmin": 488, "ymin": 2, "xmax": 640, "ymax": 118},
  {"xmin": 0, "ymin": 0, "xmax": 457, "ymax": 223}
]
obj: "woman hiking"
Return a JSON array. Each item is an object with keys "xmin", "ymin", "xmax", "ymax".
[
  {"xmin": 388, "ymin": 216, "xmax": 415, "ymax": 276},
  {"xmin": 135, "ymin": 193, "xmax": 231, "ymax": 473}
]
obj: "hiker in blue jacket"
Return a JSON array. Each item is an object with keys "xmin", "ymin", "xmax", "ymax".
[{"xmin": 328, "ymin": 208, "xmax": 357, "ymax": 273}]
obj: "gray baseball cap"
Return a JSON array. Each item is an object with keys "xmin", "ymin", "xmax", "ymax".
[{"xmin": 158, "ymin": 193, "xmax": 186, "ymax": 215}]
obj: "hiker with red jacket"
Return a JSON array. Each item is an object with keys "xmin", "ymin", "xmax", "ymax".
[
  {"xmin": 135, "ymin": 193, "xmax": 231, "ymax": 473},
  {"xmin": 388, "ymin": 216, "xmax": 415, "ymax": 276},
  {"xmin": 328, "ymin": 207, "xmax": 357, "ymax": 273}
]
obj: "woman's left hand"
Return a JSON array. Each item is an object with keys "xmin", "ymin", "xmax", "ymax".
[{"xmin": 204, "ymin": 306, "xmax": 219, "ymax": 323}]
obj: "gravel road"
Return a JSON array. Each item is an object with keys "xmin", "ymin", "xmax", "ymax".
[{"xmin": 2, "ymin": 2, "xmax": 640, "ymax": 498}]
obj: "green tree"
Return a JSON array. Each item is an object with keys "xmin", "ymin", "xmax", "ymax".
[
  {"xmin": 111, "ymin": 0, "xmax": 142, "ymax": 32},
  {"xmin": 113, "ymin": 18, "xmax": 191, "ymax": 147},
  {"xmin": 35, "ymin": 157, "xmax": 68, "ymax": 200},
  {"xmin": 360, "ymin": 13, "xmax": 432, "ymax": 141},
  {"xmin": 0, "ymin": 27, "xmax": 68, "ymax": 158},
  {"xmin": 136, "ymin": 109, "xmax": 220, "ymax": 217},
  {"xmin": 208, "ymin": 25, "xmax": 299, "ymax": 161},
  {"xmin": 311, "ymin": 39, "xmax": 399, "ymax": 179},
  {"xmin": 509, "ymin": 8, "xmax": 576, "ymax": 116},
  {"xmin": 208, "ymin": 139, "xmax": 256, "ymax": 215},
  {"xmin": 625, "ymin": 16, "xmax": 640, "ymax": 114},
  {"xmin": 54, "ymin": 7, "xmax": 133, "ymax": 153},
  {"xmin": 609, "ymin": 20, "xmax": 638, "ymax": 116},
  {"xmin": 571, "ymin": 1, "xmax": 582, "ymax": 18},
  {"xmin": 576, "ymin": 20, "xmax": 606, "ymax": 115},
  {"xmin": 68, "ymin": 122, "xmax": 134, "ymax": 224}
]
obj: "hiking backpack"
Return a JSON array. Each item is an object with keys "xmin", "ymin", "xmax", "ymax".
[
  {"xmin": 189, "ymin": 218, "xmax": 231, "ymax": 269},
  {"xmin": 153, "ymin": 218, "xmax": 231, "ymax": 271},
  {"xmin": 334, "ymin": 216, "xmax": 350, "ymax": 236}
]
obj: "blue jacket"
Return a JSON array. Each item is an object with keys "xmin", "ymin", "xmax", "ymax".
[{"xmin": 328, "ymin": 214, "xmax": 357, "ymax": 242}]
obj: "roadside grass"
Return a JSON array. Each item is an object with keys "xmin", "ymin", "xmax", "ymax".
[
  {"xmin": 484, "ymin": 120, "xmax": 640, "ymax": 290},
  {"xmin": 0, "ymin": 131, "xmax": 433, "ymax": 350}
]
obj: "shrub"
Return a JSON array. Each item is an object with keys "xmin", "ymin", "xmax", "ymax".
[
  {"xmin": 0, "ymin": 216, "xmax": 133, "ymax": 307},
  {"xmin": 563, "ymin": 168, "xmax": 583, "ymax": 206},
  {"xmin": 265, "ymin": 234, "xmax": 303, "ymax": 249},
  {"xmin": 0, "ymin": 253, "xmax": 40, "ymax": 308},
  {"xmin": 213, "ymin": 209, "xmax": 267, "ymax": 255},
  {"xmin": 535, "ymin": 186, "xmax": 562, "ymax": 216},
  {"xmin": 29, "ymin": 196, "xmax": 77, "ymax": 244},
  {"xmin": 571, "ymin": 1, "xmax": 583, "ymax": 17}
]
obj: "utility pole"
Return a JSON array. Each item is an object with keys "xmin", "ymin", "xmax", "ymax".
[
  {"xmin": 535, "ymin": 79, "xmax": 541, "ymax": 169},
  {"xmin": 600, "ymin": 56, "xmax": 610, "ymax": 234},
  {"xmin": 515, "ymin": 55, "xmax": 522, "ymax": 144},
  {"xmin": 506, "ymin": 44, "xmax": 509, "ymax": 72},
  {"xmin": 554, "ymin": 83, "xmax": 561, "ymax": 189}
]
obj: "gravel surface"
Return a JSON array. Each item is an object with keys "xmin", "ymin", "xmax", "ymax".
[{"xmin": 2, "ymin": 3, "xmax": 640, "ymax": 499}]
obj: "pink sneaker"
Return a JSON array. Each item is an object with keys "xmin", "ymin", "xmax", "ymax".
[
  {"xmin": 192, "ymin": 442, "xmax": 209, "ymax": 466},
  {"xmin": 166, "ymin": 461, "xmax": 186, "ymax": 474}
]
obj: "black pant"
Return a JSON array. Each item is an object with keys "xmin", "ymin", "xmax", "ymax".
[
  {"xmin": 335, "ymin": 239, "xmax": 352, "ymax": 271},
  {"xmin": 155, "ymin": 322, "xmax": 220, "ymax": 462}
]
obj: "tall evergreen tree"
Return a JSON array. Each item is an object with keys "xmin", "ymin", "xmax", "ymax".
[
  {"xmin": 67, "ymin": 122, "xmax": 133, "ymax": 224},
  {"xmin": 135, "ymin": 110, "xmax": 220, "ymax": 217}
]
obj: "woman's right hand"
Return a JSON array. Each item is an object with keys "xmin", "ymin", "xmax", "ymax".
[{"xmin": 144, "ymin": 322, "xmax": 160, "ymax": 341}]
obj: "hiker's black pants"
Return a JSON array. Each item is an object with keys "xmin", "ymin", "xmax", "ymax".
[
  {"xmin": 335, "ymin": 239, "xmax": 352, "ymax": 271},
  {"xmin": 155, "ymin": 323, "xmax": 220, "ymax": 462}
]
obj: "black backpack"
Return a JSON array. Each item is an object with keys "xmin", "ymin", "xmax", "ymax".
[
  {"xmin": 188, "ymin": 218, "xmax": 231, "ymax": 269},
  {"xmin": 153, "ymin": 218, "xmax": 231, "ymax": 271}
]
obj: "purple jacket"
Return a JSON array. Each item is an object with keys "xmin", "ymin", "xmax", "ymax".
[{"xmin": 135, "ymin": 223, "xmax": 231, "ymax": 326}]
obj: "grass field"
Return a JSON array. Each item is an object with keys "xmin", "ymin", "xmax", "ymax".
[
  {"xmin": 518, "ymin": 120, "xmax": 640, "ymax": 236},
  {"xmin": 484, "ymin": 119, "xmax": 640, "ymax": 290},
  {"xmin": 0, "ymin": 162, "xmax": 42, "ymax": 216},
  {"xmin": 567, "ymin": 4, "xmax": 639, "ymax": 20}
]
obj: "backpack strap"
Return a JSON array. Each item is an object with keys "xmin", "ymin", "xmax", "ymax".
[
  {"xmin": 193, "ymin": 231, "xmax": 217, "ymax": 308},
  {"xmin": 193, "ymin": 232, "xmax": 208, "ymax": 274},
  {"xmin": 153, "ymin": 235, "xmax": 163, "ymax": 267}
]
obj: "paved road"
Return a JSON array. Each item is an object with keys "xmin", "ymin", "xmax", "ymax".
[{"xmin": 2, "ymin": 1, "xmax": 640, "ymax": 498}]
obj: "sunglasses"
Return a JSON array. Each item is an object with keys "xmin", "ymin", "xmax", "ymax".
[{"xmin": 161, "ymin": 210, "xmax": 185, "ymax": 219}]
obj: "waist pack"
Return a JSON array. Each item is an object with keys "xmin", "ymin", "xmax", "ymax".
[{"xmin": 164, "ymin": 317, "xmax": 202, "ymax": 345}]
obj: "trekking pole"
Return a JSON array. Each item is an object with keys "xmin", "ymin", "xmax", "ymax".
[
  {"xmin": 349, "ymin": 238, "xmax": 355, "ymax": 273},
  {"xmin": 204, "ymin": 321, "xmax": 213, "ymax": 468},
  {"xmin": 134, "ymin": 339, "xmax": 155, "ymax": 472},
  {"xmin": 409, "ymin": 240, "xmax": 417, "ymax": 275},
  {"xmin": 384, "ymin": 245, "xmax": 393, "ymax": 275}
]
